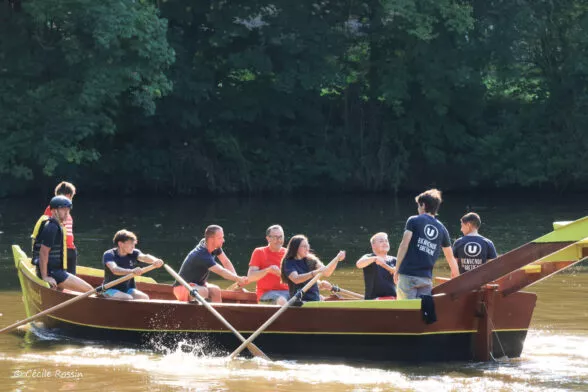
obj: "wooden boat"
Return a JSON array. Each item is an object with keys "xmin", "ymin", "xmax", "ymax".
[{"xmin": 10, "ymin": 217, "xmax": 588, "ymax": 362}]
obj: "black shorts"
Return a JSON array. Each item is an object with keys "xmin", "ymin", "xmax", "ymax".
[{"xmin": 36, "ymin": 267, "xmax": 70, "ymax": 285}]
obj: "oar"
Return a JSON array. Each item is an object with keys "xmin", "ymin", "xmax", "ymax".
[
  {"xmin": 0, "ymin": 263, "xmax": 160, "ymax": 334},
  {"xmin": 163, "ymin": 264, "xmax": 270, "ymax": 360},
  {"xmin": 331, "ymin": 285, "xmax": 364, "ymax": 300},
  {"xmin": 228, "ymin": 257, "xmax": 338, "ymax": 360}
]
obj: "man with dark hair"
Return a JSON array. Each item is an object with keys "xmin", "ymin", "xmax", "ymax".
[
  {"xmin": 247, "ymin": 224, "xmax": 289, "ymax": 305},
  {"xmin": 173, "ymin": 225, "xmax": 247, "ymax": 303},
  {"xmin": 102, "ymin": 229, "xmax": 163, "ymax": 300},
  {"xmin": 43, "ymin": 181, "xmax": 78, "ymax": 274},
  {"xmin": 453, "ymin": 212, "xmax": 497, "ymax": 274},
  {"xmin": 356, "ymin": 232, "xmax": 397, "ymax": 299},
  {"xmin": 33, "ymin": 195, "xmax": 92, "ymax": 292},
  {"xmin": 393, "ymin": 189, "xmax": 459, "ymax": 299}
]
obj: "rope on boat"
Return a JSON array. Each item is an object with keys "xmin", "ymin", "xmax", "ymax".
[{"xmin": 483, "ymin": 302, "xmax": 507, "ymax": 361}]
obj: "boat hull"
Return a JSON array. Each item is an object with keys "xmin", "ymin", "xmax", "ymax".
[{"xmin": 18, "ymin": 265, "xmax": 535, "ymax": 362}]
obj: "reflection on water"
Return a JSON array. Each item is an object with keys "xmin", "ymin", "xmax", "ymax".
[
  {"xmin": 0, "ymin": 195, "xmax": 587, "ymax": 391},
  {"xmin": 1, "ymin": 330, "xmax": 587, "ymax": 391}
]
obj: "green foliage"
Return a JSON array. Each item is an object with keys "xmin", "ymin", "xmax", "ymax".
[
  {"xmin": 1, "ymin": 0, "xmax": 587, "ymax": 196},
  {"xmin": 0, "ymin": 0, "xmax": 173, "ymax": 190}
]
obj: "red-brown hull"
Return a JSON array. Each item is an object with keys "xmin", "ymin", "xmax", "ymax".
[{"xmin": 20, "ymin": 271, "xmax": 536, "ymax": 362}]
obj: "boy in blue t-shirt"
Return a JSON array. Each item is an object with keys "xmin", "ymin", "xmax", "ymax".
[
  {"xmin": 452, "ymin": 212, "xmax": 497, "ymax": 274},
  {"xmin": 394, "ymin": 189, "xmax": 459, "ymax": 299}
]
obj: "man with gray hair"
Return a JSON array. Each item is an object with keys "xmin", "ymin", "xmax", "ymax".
[
  {"xmin": 356, "ymin": 232, "xmax": 397, "ymax": 299},
  {"xmin": 247, "ymin": 224, "xmax": 290, "ymax": 305}
]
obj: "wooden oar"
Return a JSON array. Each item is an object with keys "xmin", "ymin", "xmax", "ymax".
[
  {"xmin": 163, "ymin": 264, "xmax": 270, "ymax": 361},
  {"xmin": 0, "ymin": 263, "xmax": 160, "ymax": 334},
  {"xmin": 331, "ymin": 285, "xmax": 364, "ymax": 300},
  {"xmin": 229, "ymin": 258, "xmax": 339, "ymax": 360}
]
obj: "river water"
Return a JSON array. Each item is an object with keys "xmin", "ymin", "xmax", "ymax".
[{"xmin": 0, "ymin": 194, "xmax": 587, "ymax": 391}]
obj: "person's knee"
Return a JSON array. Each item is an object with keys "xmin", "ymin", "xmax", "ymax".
[
  {"xmin": 275, "ymin": 296, "xmax": 288, "ymax": 306},
  {"xmin": 207, "ymin": 285, "xmax": 222, "ymax": 302},
  {"xmin": 132, "ymin": 291, "xmax": 149, "ymax": 300},
  {"xmin": 197, "ymin": 286, "xmax": 209, "ymax": 299}
]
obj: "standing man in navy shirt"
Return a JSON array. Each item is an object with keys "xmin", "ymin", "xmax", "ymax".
[
  {"xmin": 102, "ymin": 229, "xmax": 164, "ymax": 300},
  {"xmin": 356, "ymin": 232, "xmax": 397, "ymax": 299},
  {"xmin": 453, "ymin": 212, "xmax": 497, "ymax": 274},
  {"xmin": 394, "ymin": 189, "xmax": 459, "ymax": 299}
]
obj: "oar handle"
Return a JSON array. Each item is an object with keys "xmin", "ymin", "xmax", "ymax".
[
  {"xmin": 0, "ymin": 263, "xmax": 160, "ymax": 335},
  {"xmin": 163, "ymin": 264, "xmax": 270, "ymax": 360},
  {"xmin": 331, "ymin": 285, "xmax": 364, "ymax": 299},
  {"xmin": 229, "ymin": 259, "xmax": 335, "ymax": 360}
]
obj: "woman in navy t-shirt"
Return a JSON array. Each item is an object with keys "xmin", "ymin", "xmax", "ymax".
[{"xmin": 280, "ymin": 234, "xmax": 345, "ymax": 302}]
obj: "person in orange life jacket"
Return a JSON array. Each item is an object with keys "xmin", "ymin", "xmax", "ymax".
[
  {"xmin": 356, "ymin": 232, "xmax": 397, "ymax": 299},
  {"xmin": 33, "ymin": 196, "xmax": 92, "ymax": 292},
  {"xmin": 43, "ymin": 181, "xmax": 77, "ymax": 275},
  {"xmin": 173, "ymin": 225, "xmax": 248, "ymax": 303},
  {"xmin": 452, "ymin": 212, "xmax": 497, "ymax": 274},
  {"xmin": 102, "ymin": 230, "xmax": 164, "ymax": 300},
  {"xmin": 394, "ymin": 189, "xmax": 460, "ymax": 300},
  {"xmin": 247, "ymin": 224, "xmax": 289, "ymax": 305},
  {"xmin": 281, "ymin": 234, "xmax": 345, "ymax": 302}
]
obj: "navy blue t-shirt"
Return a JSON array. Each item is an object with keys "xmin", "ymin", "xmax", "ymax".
[
  {"xmin": 34, "ymin": 219, "xmax": 64, "ymax": 270},
  {"xmin": 453, "ymin": 235, "xmax": 497, "ymax": 274},
  {"xmin": 361, "ymin": 253, "xmax": 397, "ymax": 299},
  {"xmin": 282, "ymin": 258, "xmax": 321, "ymax": 302},
  {"xmin": 174, "ymin": 239, "xmax": 223, "ymax": 287},
  {"xmin": 103, "ymin": 248, "xmax": 142, "ymax": 292},
  {"xmin": 398, "ymin": 214, "xmax": 451, "ymax": 279}
]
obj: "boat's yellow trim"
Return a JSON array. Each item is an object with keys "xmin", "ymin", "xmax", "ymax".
[
  {"xmin": 534, "ymin": 216, "xmax": 588, "ymax": 243},
  {"xmin": 77, "ymin": 265, "xmax": 157, "ymax": 284},
  {"xmin": 13, "ymin": 245, "xmax": 50, "ymax": 289},
  {"xmin": 521, "ymin": 265, "xmax": 542, "ymax": 274},
  {"xmin": 46, "ymin": 314, "xmax": 525, "ymax": 335},
  {"xmin": 302, "ymin": 299, "xmax": 421, "ymax": 310},
  {"xmin": 527, "ymin": 239, "xmax": 588, "ymax": 265}
]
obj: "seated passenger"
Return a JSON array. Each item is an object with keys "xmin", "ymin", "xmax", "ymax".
[
  {"xmin": 280, "ymin": 234, "xmax": 345, "ymax": 302},
  {"xmin": 247, "ymin": 225, "xmax": 290, "ymax": 305},
  {"xmin": 356, "ymin": 232, "xmax": 397, "ymax": 299},
  {"xmin": 102, "ymin": 230, "xmax": 163, "ymax": 300},
  {"xmin": 173, "ymin": 225, "xmax": 247, "ymax": 303},
  {"xmin": 32, "ymin": 195, "xmax": 93, "ymax": 292},
  {"xmin": 452, "ymin": 212, "xmax": 497, "ymax": 274}
]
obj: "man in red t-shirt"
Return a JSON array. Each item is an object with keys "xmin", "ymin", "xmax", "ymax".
[
  {"xmin": 43, "ymin": 181, "xmax": 77, "ymax": 275},
  {"xmin": 247, "ymin": 225, "xmax": 289, "ymax": 305}
]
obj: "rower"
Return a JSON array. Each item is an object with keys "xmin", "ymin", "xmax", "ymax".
[
  {"xmin": 280, "ymin": 234, "xmax": 345, "ymax": 303},
  {"xmin": 356, "ymin": 232, "xmax": 397, "ymax": 300},
  {"xmin": 173, "ymin": 225, "xmax": 247, "ymax": 303},
  {"xmin": 246, "ymin": 224, "xmax": 290, "ymax": 305},
  {"xmin": 102, "ymin": 229, "xmax": 164, "ymax": 300}
]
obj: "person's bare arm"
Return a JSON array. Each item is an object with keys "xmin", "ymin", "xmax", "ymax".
[
  {"xmin": 137, "ymin": 253, "xmax": 164, "ymax": 268},
  {"xmin": 209, "ymin": 264, "xmax": 247, "ymax": 285},
  {"xmin": 105, "ymin": 261, "xmax": 142, "ymax": 276},
  {"xmin": 393, "ymin": 230, "xmax": 413, "ymax": 284},
  {"xmin": 442, "ymin": 247, "xmax": 460, "ymax": 278},
  {"xmin": 217, "ymin": 252, "xmax": 237, "ymax": 274},
  {"xmin": 39, "ymin": 245, "xmax": 57, "ymax": 287},
  {"xmin": 356, "ymin": 254, "xmax": 377, "ymax": 269}
]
